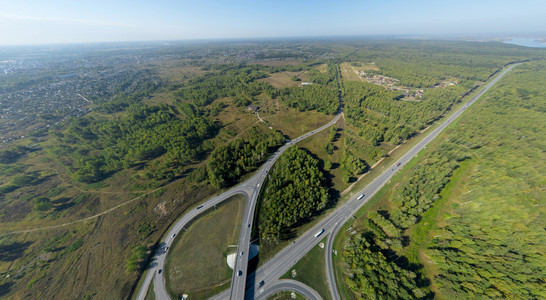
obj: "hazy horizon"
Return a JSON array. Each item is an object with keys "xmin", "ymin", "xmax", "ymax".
[{"xmin": 2, "ymin": 0, "xmax": 545, "ymax": 46}]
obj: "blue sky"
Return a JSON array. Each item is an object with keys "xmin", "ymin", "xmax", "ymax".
[{"xmin": 1, "ymin": 0, "xmax": 544, "ymax": 45}]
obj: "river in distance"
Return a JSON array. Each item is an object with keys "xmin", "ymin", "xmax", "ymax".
[{"xmin": 503, "ymin": 38, "xmax": 546, "ymax": 48}]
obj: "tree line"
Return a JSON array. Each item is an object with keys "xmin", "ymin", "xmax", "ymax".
[{"xmin": 207, "ymin": 126, "xmax": 285, "ymax": 188}]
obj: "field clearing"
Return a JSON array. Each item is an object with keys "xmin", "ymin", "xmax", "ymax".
[
  {"xmin": 298, "ymin": 116, "xmax": 348, "ymax": 194},
  {"xmin": 339, "ymin": 63, "xmax": 362, "ymax": 82},
  {"xmin": 252, "ymin": 60, "xmax": 303, "ymax": 67},
  {"xmin": 151, "ymin": 59, "xmax": 206, "ymax": 83},
  {"xmin": 259, "ymin": 71, "xmax": 304, "ymax": 88},
  {"xmin": 165, "ymin": 194, "xmax": 245, "ymax": 299},
  {"xmin": 262, "ymin": 103, "xmax": 335, "ymax": 139},
  {"xmin": 142, "ymin": 90, "xmax": 176, "ymax": 106},
  {"xmin": 317, "ymin": 63, "xmax": 328, "ymax": 73}
]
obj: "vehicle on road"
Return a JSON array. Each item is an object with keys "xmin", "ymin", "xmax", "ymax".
[
  {"xmin": 259, "ymin": 280, "xmax": 265, "ymax": 287},
  {"xmin": 237, "ymin": 270, "xmax": 242, "ymax": 276},
  {"xmin": 172, "ymin": 234, "xmax": 176, "ymax": 238},
  {"xmin": 314, "ymin": 228, "xmax": 325, "ymax": 237},
  {"xmin": 357, "ymin": 194, "xmax": 364, "ymax": 200},
  {"xmin": 396, "ymin": 162, "xmax": 401, "ymax": 166},
  {"xmin": 158, "ymin": 269, "xmax": 162, "ymax": 274}
]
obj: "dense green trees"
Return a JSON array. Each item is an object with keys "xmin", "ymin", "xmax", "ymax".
[
  {"xmin": 207, "ymin": 126, "xmax": 285, "ymax": 188},
  {"xmin": 260, "ymin": 147, "xmax": 329, "ymax": 240},
  {"xmin": 175, "ymin": 66, "xmax": 272, "ymax": 107},
  {"xmin": 126, "ymin": 245, "xmax": 147, "ymax": 273},
  {"xmin": 53, "ymin": 104, "xmax": 216, "ymax": 183},
  {"xmin": 279, "ymin": 84, "xmax": 339, "ymax": 114},
  {"xmin": 344, "ymin": 233, "xmax": 429, "ymax": 299},
  {"xmin": 423, "ymin": 62, "xmax": 546, "ymax": 299}
]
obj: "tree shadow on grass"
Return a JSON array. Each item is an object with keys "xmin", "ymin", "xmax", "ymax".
[
  {"xmin": 0, "ymin": 282, "xmax": 14, "ymax": 298},
  {"xmin": 0, "ymin": 241, "xmax": 33, "ymax": 262}
]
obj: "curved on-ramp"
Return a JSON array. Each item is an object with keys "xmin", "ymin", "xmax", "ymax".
[
  {"xmin": 255, "ymin": 280, "xmax": 322, "ymax": 300},
  {"xmin": 136, "ymin": 83, "xmax": 343, "ymax": 300}
]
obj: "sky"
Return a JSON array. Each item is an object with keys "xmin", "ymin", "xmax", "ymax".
[{"xmin": 1, "ymin": 0, "xmax": 545, "ymax": 45}]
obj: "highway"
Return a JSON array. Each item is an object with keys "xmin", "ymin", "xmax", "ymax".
[
  {"xmin": 211, "ymin": 63, "xmax": 518, "ymax": 300},
  {"xmin": 138, "ymin": 63, "xmax": 516, "ymax": 300},
  {"xmin": 323, "ymin": 63, "xmax": 521, "ymax": 300},
  {"xmin": 136, "ymin": 89, "xmax": 342, "ymax": 300}
]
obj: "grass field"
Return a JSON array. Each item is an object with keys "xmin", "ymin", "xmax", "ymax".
[
  {"xmin": 165, "ymin": 194, "xmax": 245, "ymax": 299},
  {"xmin": 298, "ymin": 116, "xmax": 349, "ymax": 194},
  {"xmin": 260, "ymin": 71, "xmax": 305, "ymax": 88},
  {"xmin": 280, "ymin": 238, "xmax": 329, "ymax": 299},
  {"xmin": 262, "ymin": 103, "xmax": 335, "ymax": 139},
  {"xmin": 267, "ymin": 291, "xmax": 306, "ymax": 300}
]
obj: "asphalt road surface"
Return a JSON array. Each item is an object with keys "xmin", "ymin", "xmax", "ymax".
[
  {"xmin": 211, "ymin": 63, "xmax": 518, "ymax": 300},
  {"xmin": 138, "ymin": 64, "xmax": 515, "ymax": 300},
  {"xmin": 136, "ymin": 89, "xmax": 342, "ymax": 300}
]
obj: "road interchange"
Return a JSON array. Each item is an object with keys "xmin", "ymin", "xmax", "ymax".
[{"xmin": 137, "ymin": 63, "xmax": 517, "ymax": 300}]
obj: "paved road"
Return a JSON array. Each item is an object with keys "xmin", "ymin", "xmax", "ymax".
[
  {"xmin": 321, "ymin": 63, "xmax": 521, "ymax": 299},
  {"xmin": 136, "ymin": 89, "xmax": 342, "ymax": 300},
  {"xmin": 212, "ymin": 63, "xmax": 519, "ymax": 300},
  {"xmin": 254, "ymin": 280, "xmax": 321, "ymax": 300}
]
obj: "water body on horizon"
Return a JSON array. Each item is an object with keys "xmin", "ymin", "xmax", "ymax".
[{"xmin": 503, "ymin": 38, "xmax": 546, "ymax": 48}]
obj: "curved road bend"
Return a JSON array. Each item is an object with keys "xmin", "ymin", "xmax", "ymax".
[
  {"xmin": 136, "ymin": 92, "xmax": 343, "ymax": 300},
  {"xmin": 255, "ymin": 280, "xmax": 322, "ymax": 300},
  {"xmin": 212, "ymin": 63, "xmax": 518, "ymax": 300}
]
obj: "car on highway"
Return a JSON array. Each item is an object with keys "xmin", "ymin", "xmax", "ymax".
[
  {"xmin": 158, "ymin": 269, "xmax": 162, "ymax": 274},
  {"xmin": 259, "ymin": 280, "xmax": 265, "ymax": 287},
  {"xmin": 197, "ymin": 205, "xmax": 203, "ymax": 209},
  {"xmin": 396, "ymin": 162, "xmax": 401, "ymax": 167},
  {"xmin": 172, "ymin": 234, "xmax": 176, "ymax": 238},
  {"xmin": 357, "ymin": 194, "xmax": 364, "ymax": 200},
  {"xmin": 237, "ymin": 270, "xmax": 243, "ymax": 276}
]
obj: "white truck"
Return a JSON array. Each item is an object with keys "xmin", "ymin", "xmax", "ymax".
[
  {"xmin": 314, "ymin": 228, "xmax": 325, "ymax": 237},
  {"xmin": 357, "ymin": 194, "xmax": 364, "ymax": 200}
]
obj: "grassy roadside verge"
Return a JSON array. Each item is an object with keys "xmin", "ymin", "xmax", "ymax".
[
  {"xmin": 280, "ymin": 237, "xmax": 329, "ymax": 299},
  {"xmin": 164, "ymin": 194, "xmax": 245, "ymax": 299}
]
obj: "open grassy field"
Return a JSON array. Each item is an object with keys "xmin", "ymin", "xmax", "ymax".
[
  {"xmin": 165, "ymin": 194, "xmax": 245, "ymax": 299},
  {"xmin": 262, "ymin": 103, "xmax": 336, "ymax": 139},
  {"xmin": 298, "ymin": 116, "xmax": 349, "ymax": 194},
  {"xmin": 260, "ymin": 71, "xmax": 305, "ymax": 88},
  {"xmin": 281, "ymin": 237, "xmax": 330, "ymax": 299}
]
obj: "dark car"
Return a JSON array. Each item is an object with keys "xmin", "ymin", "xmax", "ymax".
[
  {"xmin": 396, "ymin": 162, "xmax": 401, "ymax": 167},
  {"xmin": 259, "ymin": 280, "xmax": 265, "ymax": 287},
  {"xmin": 158, "ymin": 269, "xmax": 162, "ymax": 274}
]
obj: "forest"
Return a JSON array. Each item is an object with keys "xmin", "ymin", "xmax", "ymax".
[
  {"xmin": 278, "ymin": 84, "xmax": 339, "ymax": 114},
  {"xmin": 259, "ymin": 147, "xmax": 330, "ymax": 240},
  {"xmin": 343, "ymin": 61, "xmax": 546, "ymax": 299},
  {"xmin": 343, "ymin": 141, "xmax": 469, "ymax": 298},
  {"xmin": 423, "ymin": 62, "xmax": 546, "ymax": 299},
  {"xmin": 207, "ymin": 125, "xmax": 285, "ymax": 188},
  {"xmin": 51, "ymin": 103, "xmax": 216, "ymax": 184}
]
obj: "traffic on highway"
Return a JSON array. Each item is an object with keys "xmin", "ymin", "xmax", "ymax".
[{"xmin": 137, "ymin": 63, "xmax": 518, "ymax": 300}]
